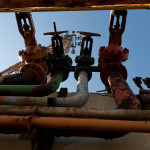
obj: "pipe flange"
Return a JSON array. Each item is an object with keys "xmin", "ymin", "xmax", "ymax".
[
  {"xmin": 52, "ymin": 65, "xmax": 70, "ymax": 82},
  {"xmin": 74, "ymin": 66, "xmax": 92, "ymax": 81},
  {"xmin": 99, "ymin": 46, "xmax": 129, "ymax": 62},
  {"xmin": 19, "ymin": 46, "xmax": 47, "ymax": 62},
  {"xmin": 51, "ymin": 55, "xmax": 72, "ymax": 82},
  {"xmin": 100, "ymin": 63, "xmax": 127, "ymax": 86},
  {"xmin": 21, "ymin": 63, "xmax": 46, "ymax": 84}
]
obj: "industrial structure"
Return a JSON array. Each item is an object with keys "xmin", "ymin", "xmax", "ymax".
[{"xmin": 0, "ymin": 1, "xmax": 150, "ymax": 150}]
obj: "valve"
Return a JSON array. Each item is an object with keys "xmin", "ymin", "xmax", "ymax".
[
  {"xmin": 44, "ymin": 22, "xmax": 72, "ymax": 82},
  {"xmin": 16, "ymin": 12, "xmax": 50, "ymax": 84},
  {"xmin": 75, "ymin": 31, "xmax": 100, "ymax": 81},
  {"xmin": 15, "ymin": 12, "xmax": 37, "ymax": 47},
  {"xmin": 99, "ymin": 10, "xmax": 128, "ymax": 87},
  {"xmin": 44, "ymin": 22, "xmax": 68, "ymax": 56}
]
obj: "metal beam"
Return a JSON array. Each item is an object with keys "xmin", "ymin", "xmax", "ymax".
[{"xmin": 0, "ymin": 1, "xmax": 150, "ymax": 12}]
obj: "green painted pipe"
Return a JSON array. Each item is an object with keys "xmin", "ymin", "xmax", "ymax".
[{"xmin": 0, "ymin": 70, "xmax": 63, "ymax": 96}]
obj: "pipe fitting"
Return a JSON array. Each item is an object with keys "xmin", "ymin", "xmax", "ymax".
[
  {"xmin": 100, "ymin": 63, "xmax": 127, "ymax": 87},
  {"xmin": 50, "ymin": 55, "xmax": 72, "ymax": 82},
  {"xmin": 74, "ymin": 66, "xmax": 92, "ymax": 81},
  {"xmin": 21, "ymin": 63, "xmax": 47, "ymax": 84}
]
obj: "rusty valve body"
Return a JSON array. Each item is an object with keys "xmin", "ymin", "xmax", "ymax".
[
  {"xmin": 16, "ymin": 12, "xmax": 52, "ymax": 84},
  {"xmin": 98, "ymin": 10, "xmax": 141, "ymax": 109}
]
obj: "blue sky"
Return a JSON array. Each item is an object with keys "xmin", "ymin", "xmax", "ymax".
[{"xmin": 0, "ymin": 10, "xmax": 150, "ymax": 94}]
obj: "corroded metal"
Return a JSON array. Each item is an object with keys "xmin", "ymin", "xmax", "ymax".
[
  {"xmin": 98, "ymin": 10, "xmax": 141, "ymax": 109},
  {"xmin": 51, "ymin": 71, "xmax": 88, "ymax": 107},
  {"xmin": 0, "ymin": 115, "xmax": 150, "ymax": 133},
  {"xmin": 0, "ymin": 71, "xmax": 38, "ymax": 85},
  {"xmin": 16, "ymin": 12, "xmax": 37, "ymax": 47},
  {"xmin": 108, "ymin": 71, "xmax": 141, "ymax": 109},
  {"xmin": 16, "ymin": 12, "xmax": 50, "ymax": 84},
  {"xmin": 0, "ymin": 70, "xmax": 64, "ymax": 96},
  {"xmin": 0, "ymin": 71, "xmax": 88, "ymax": 107},
  {"xmin": 1, "ymin": 106, "xmax": 150, "ymax": 121},
  {"xmin": 0, "ymin": 0, "xmax": 150, "ymax": 12}
]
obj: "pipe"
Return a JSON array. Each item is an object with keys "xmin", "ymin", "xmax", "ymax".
[
  {"xmin": 108, "ymin": 71, "xmax": 141, "ymax": 109},
  {"xmin": 0, "ymin": 115, "xmax": 150, "ymax": 133},
  {"xmin": 0, "ymin": 4, "xmax": 150, "ymax": 12},
  {"xmin": 1, "ymin": 106, "xmax": 150, "ymax": 121},
  {"xmin": 0, "ymin": 70, "xmax": 63, "ymax": 96},
  {"xmin": 0, "ymin": 1, "xmax": 150, "ymax": 12},
  {"xmin": 0, "ymin": 70, "xmax": 38, "ymax": 85},
  {"xmin": 0, "ymin": 71, "xmax": 88, "ymax": 107},
  {"xmin": 52, "ymin": 71, "xmax": 88, "ymax": 107}
]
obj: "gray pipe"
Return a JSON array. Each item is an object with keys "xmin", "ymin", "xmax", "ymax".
[{"xmin": 52, "ymin": 71, "xmax": 88, "ymax": 107}]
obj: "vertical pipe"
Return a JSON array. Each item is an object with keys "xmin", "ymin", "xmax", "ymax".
[
  {"xmin": 108, "ymin": 71, "xmax": 141, "ymax": 109},
  {"xmin": 54, "ymin": 71, "xmax": 88, "ymax": 107}
]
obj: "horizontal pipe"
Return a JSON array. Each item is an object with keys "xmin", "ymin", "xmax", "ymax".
[
  {"xmin": 0, "ymin": 0, "xmax": 150, "ymax": 8},
  {"xmin": 0, "ymin": 2, "xmax": 150, "ymax": 12},
  {"xmin": 0, "ymin": 71, "xmax": 87, "ymax": 107},
  {"xmin": 53, "ymin": 71, "xmax": 88, "ymax": 107},
  {"xmin": 0, "ymin": 70, "xmax": 63, "ymax": 96},
  {"xmin": 0, "ymin": 115, "xmax": 150, "ymax": 133},
  {"xmin": 0, "ymin": 71, "xmax": 38, "ymax": 85},
  {"xmin": 1, "ymin": 106, "xmax": 150, "ymax": 121}
]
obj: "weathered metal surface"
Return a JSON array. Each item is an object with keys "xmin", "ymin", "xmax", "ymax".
[
  {"xmin": 16, "ymin": 12, "xmax": 37, "ymax": 47},
  {"xmin": 0, "ymin": 71, "xmax": 38, "ymax": 85},
  {"xmin": 108, "ymin": 71, "xmax": 141, "ymax": 109},
  {"xmin": 99, "ymin": 10, "xmax": 129, "ymax": 87},
  {"xmin": 0, "ymin": 70, "xmax": 63, "ymax": 96},
  {"xmin": 0, "ymin": 72, "xmax": 88, "ymax": 107},
  {"xmin": 139, "ymin": 94, "xmax": 150, "ymax": 103},
  {"xmin": 16, "ymin": 12, "xmax": 50, "ymax": 84},
  {"xmin": 0, "ymin": 96, "xmax": 47, "ymax": 106},
  {"xmin": 98, "ymin": 10, "xmax": 141, "ymax": 109},
  {"xmin": 0, "ymin": 1, "xmax": 150, "ymax": 12},
  {"xmin": 52, "ymin": 71, "xmax": 88, "ymax": 107},
  {"xmin": 31, "ymin": 116, "xmax": 150, "ymax": 133},
  {"xmin": 57, "ymin": 88, "xmax": 68, "ymax": 97},
  {"xmin": 71, "ymin": 66, "xmax": 99, "ymax": 72},
  {"xmin": 1, "ymin": 105, "xmax": 150, "ymax": 121},
  {"xmin": 1, "ymin": 115, "xmax": 150, "ymax": 133}
]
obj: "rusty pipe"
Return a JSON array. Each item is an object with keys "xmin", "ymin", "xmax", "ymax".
[
  {"xmin": 0, "ymin": 1, "xmax": 150, "ymax": 12},
  {"xmin": 1, "ymin": 106, "xmax": 150, "ymax": 121},
  {"xmin": 108, "ymin": 71, "xmax": 141, "ymax": 109},
  {"xmin": 0, "ymin": 70, "xmax": 38, "ymax": 85},
  {"xmin": 0, "ymin": 115, "xmax": 150, "ymax": 133},
  {"xmin": 0, "ymin": 71, "xmax": 87, "ymax": 107},
  {"xmin": 0, "ymin": 70, "xmax": 63, "ymax": 96}
]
